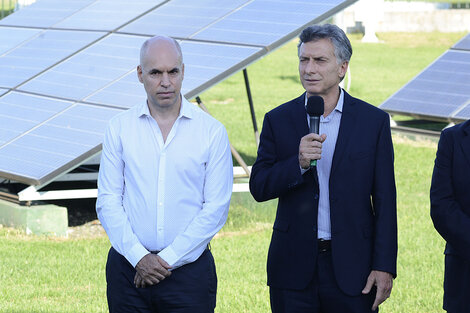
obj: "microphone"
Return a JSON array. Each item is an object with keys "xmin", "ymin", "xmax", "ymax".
[{"xmin": 306, "ymin": 96, "xmax": 324, "ymax": 168}]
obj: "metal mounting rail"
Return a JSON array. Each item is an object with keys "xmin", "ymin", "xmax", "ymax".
[{"xmin": 391, "ymin": 125, "xmax": 441, "ymax": 139}]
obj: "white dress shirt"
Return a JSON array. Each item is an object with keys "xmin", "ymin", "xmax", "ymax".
[
  {"xmin": 96, "ymin": 97, "xmax": 233, "ymax": 268},
  {"xmin": 304, "ymin": 89, "xmax": 344, "ymax": 239}
]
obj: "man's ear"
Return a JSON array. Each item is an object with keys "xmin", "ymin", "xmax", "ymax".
[
  {"xmin": 137, "ymin": 65, "xmax": 143, "ymax": 83},
  {"xmin": 339, "ymin": 61, "xmax": 349, "ymax": 80}
]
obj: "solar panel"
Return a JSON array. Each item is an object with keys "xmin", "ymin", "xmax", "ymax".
[
  {"xmin": 84, "ymin": 70, "xmax": 146, "ymax": 108},
  {"xmin": 192, "ymin": 1, "xmax": 338, "ymax": 47},
  {"xmin": 180, "ymin": 41, "xmax": 263, "ymax": 99},
  {"xmin": 454, "ymin": 102, "xmax": 470, "ymax": 120},
  {"xmin": 380, "ymin": 49, "xmax": 470, "ymax": 122},
  {"xmin": 53, "ymin": 0, "xmax": 162, "ymax": 31},
  {"xmin": 19, "ymin": 34, "xmax": 144, "ymax": 101},
  {"xmin": 0, "ymin": 0, "xmax": 356, "ymax": 186},
  {"xmin": 0, "ymin": 29, "xmax": 104, "ymax": 88},
  {"xmin": 0, "ymin": 0, "xmax": 94, "ymax": 28},
  {"xmin": 0, "ymin": 92, "xmax": 73, "ymax": 145},
  {"xmin": 0, "ymin": 27, "xmax": 41, "ymax": 55},
  {"xmin": 0, "ymin": 103, "xmax": 121, "ymax": 185},
  {"xmin": 119, "ymin": 0, "xmax": 250, "ymax": 38},
  {"xmin": 453, "ymin": 33, "xmax": 470, "ymax": 51}
]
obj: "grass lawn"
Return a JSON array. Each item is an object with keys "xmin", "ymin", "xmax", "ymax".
[{"xmin": 0, "ymin": 31, "xmax": 466, "ymax": 312}]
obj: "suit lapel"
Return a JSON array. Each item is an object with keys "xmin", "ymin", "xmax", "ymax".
[
  {"xmin": 290, "ymin": 93, "xmax": 309, "ymax": 138},
  {"xmin": 460, "ymin": 120, "xmax": 470, "ymax": 166},
  {"xmin": 330, "ymin": 91, "xmax": 357, "ymax": 177}
]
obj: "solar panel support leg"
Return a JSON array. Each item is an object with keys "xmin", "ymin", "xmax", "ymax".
[{"xmin": 243, "ymin": 69, "xmax": 259, "ymax": 147}]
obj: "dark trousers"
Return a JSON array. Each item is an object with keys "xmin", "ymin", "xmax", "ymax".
[
  {"xmin": 106, "ymin": 247, "xmax": 217, "ymax": 313},
  {"xmin": 443, "ymin": 254, "xmax": 470, "ymax": 313},
  {"xmin": 270, "ymin": 249, "xmax": 377, "ymax": 313}
]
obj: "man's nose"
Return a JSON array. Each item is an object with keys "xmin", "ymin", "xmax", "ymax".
[
  {"xmin": 161, "ymin": 73, "xmax": 170, "ymax": 86},
  {"xmin": 305, "ymin": 59, "xmax": 316, "ymax": 74}
]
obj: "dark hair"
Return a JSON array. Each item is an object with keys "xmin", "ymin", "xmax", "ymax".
[{"xmin": 297, "ymin": 24, "xmax": 352, "ymax": 64}]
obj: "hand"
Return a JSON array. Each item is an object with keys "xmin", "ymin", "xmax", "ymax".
[
  {"xmin": 362, "ymin": 270, "xmax": 393, "ymax": 311},
  {"xmin": 299, "ymin": 133, "xmax": 327, "ymax": 169},
  {"xmin": 134, "ymin": 254, "xmax": 172, "ymax": 288}
]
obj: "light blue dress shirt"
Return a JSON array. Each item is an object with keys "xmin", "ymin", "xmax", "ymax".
[
  {"xmin": 305, "ymin": 89, "xmax": 344, "ymax": 240},
  {"xmin": 96, "ymin": 97, "xmax": 233, "ymax": 268}
]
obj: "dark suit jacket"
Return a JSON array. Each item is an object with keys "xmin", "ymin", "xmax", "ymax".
[
  {"xmin": 249, "ymin": 90, "xmax": 397, "ymax": 296},
  {"xmin": 431, "ymin": 120, "xmax": 470, "ymax": 312}
]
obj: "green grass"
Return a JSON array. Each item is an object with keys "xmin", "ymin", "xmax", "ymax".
[{"xmin": 0, "ymin": 32, "xmax": 464, "ymax": 312}]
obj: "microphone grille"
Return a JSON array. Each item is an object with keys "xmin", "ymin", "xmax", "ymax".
[{"xmin": 306, "ymin": 96, "xmax": 324, "ymax": 116}]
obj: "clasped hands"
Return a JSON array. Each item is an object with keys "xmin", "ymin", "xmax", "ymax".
[
  {"xmin": 299, "ymin": 133, "xmax": 327, "ymax": 169},
  {"xmin": 134, "ymin": 253, "xmax": 172, "ymax": 288}
]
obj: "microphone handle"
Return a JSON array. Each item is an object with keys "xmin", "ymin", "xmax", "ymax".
[{"xmin": 309, "ymin": 115, "xmax": 320, "ymax": 168}]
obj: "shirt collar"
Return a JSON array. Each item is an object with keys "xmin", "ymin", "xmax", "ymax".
[
  {"xmin": 137, "ymin": 94, "xmax": 194, "ymax": 119},
  {"xmin": 304, "ymin": 88, "xmax": 344, "ymax": 114}
]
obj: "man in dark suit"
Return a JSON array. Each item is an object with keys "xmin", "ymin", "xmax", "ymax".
[
  {"xmin": 431, "ymin": 120, "xmax": 470, "ymax": 313},
  {"xmin": 249, "ymin": 24, "xmax": 397, "ymax": 312}
]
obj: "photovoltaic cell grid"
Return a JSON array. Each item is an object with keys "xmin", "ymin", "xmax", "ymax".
[
  {"xmin": 380, "ymin": 33, "xmax": 470, "ymax": 123},
  {"xmin": 0, "ymin": 0, "xmax": 356, "ymax": 185},
  {"xmin": 0, "ymin": 29, "xmax": 104, "ymax": 89}
]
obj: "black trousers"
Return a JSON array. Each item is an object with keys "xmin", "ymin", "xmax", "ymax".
[
  {"xmin": 270, "ymin": 250, "xmax": 377, "ymax": 313},
  {"xmin": 106, "ymin": 247, "xmax": 217, "ymax": 313}
]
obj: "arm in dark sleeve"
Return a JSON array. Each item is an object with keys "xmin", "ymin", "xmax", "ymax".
[
  {"xmin": 249, "ymin": 113, "xmax": 306, "ymax": 202},
  {"xmin": 430, "ymin": 129, "xmax": 470, "ymax": 260},
  {"xmin": 371, "ymin": 115, "xmax": 398, "ymax": 277}
]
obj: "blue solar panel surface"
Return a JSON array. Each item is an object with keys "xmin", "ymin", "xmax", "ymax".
[
  {"xmin": 53, "ymin": 0, "xmax": 162, "ymax": 31},
  {"xmin": 0, "ymin": 27, "xmax": 41, "ymax": 55},
  {"xmin": 380, "ymin": 42, "xmax": 470, "ymax": 123},
  {"xmin": 0, "ymin": 0, "xmax": 356, "ymax": 185},
  {"xmin": 0, "ymin": 29, "xmax": 104, "ymax": 88},
  {"xmin": 19, "ymin": 34, "xmax": 144, "ymax": 101},
  {"xmin": 0, "ymin": 102, "xmax": 121, "ymax": 184},
  {"xmin": 0, "ymin": 0, "xmax": 94, "ymax": 28}
]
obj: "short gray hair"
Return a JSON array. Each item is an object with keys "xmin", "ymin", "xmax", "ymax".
[{"xmin": 297, "ymin": 24, "xmax": 352, "ymax": 64}]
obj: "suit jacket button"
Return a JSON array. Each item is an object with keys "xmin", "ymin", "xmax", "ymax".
[{"xmin": 314, "ymin": 194, "xmax": 319, "ymax": 200}]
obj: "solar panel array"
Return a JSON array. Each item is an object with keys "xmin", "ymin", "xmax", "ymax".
[
  {"xmin": 380, "ymin": 33, "xmax": 470, "ymax": 123},
  {"xmin": 0, "ymin": 0, "xmax": 356, "ymax": 185}
]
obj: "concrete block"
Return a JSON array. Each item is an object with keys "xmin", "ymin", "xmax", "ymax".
[{"xmin": 0, "ymin": 199, "xmax": 68, "ymax": 236}]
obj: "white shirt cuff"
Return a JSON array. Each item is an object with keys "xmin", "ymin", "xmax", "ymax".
[
  {"xmin": 158, "ymin": 246, "xmax": 179, "ymax": 268},
  {"xmin": 126, "ymin": 243, "xmax": 150, "ymax": 268}
]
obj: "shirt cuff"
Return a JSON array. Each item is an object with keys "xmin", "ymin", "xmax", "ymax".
[
  {"xmin": 158, "ymin": 246, "xmax": 179, "ymax": 269},
  {"xmin": 300, "ymin": 166, "xmax": 309, "ymax": 175},
  {"xmin": 126, "ymin": 243, "xmax": 150, "ymax": 268}
]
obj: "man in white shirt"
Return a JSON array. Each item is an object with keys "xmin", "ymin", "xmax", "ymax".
[{"xmin": 96, "ymin": 36, "xmax": 233, "ymax": 313}]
